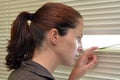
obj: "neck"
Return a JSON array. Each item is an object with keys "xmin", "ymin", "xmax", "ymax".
[{"xmin": 32, "ymin": 48, "xmax": 60, "ymax": 73}]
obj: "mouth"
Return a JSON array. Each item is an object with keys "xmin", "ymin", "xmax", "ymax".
[{"xmin": 73, "ymin": 54, "xmax": 80, "ymax": 60}]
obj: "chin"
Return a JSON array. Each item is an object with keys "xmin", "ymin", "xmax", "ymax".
[{"xmin": 65, "ymin": 58, "xmax": 76, "ymax": 67}]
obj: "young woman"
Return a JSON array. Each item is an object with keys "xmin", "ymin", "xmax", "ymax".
[{"xmin": 6, "ymin": 2, "xmax": 98, "ymax": 80}]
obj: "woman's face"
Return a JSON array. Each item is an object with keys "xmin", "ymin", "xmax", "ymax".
[{"xmin": 56, "ymin": 19, "xmax": 83, "ymax": 66}]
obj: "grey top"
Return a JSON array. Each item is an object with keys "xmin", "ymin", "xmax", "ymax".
[{"xmin": 8, "ymin": 60, "xmax": 54, "ymax": 80}]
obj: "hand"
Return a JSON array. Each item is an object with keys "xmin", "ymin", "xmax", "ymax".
[{"xmin": 69, "ymin": 47, "xmax": 98, "ymax": 80}]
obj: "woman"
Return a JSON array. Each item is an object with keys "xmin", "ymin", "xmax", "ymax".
[{"xmin": 6, "ymin": 2, "xmax": 98, "ymax": 80}]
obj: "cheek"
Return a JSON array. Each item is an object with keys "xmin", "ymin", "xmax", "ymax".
[
  {"xmin": 58, "ymin": 39, "xmax": 76, "ymax": 66},
  {"xmin": 63, "ymin": 40, "xmax": 76, "ymax": 57},
  {"xmin": 68, "ymin": 39, "xmax": 78, "ymax": 65},
  {"xmin": 73, "ymin": 40, "xmax": 80, "ymax": 57},
  {"xmin": 67, "ymin": 39, "xmax": 76, "ymax": 55},
  {"xmin": 65, "ymin": 39, "xmax": 77, "ymax": 62}
]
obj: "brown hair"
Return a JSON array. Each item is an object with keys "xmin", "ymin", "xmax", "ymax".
[{"xmin": 5, "ymin": 2, "xmax": 82, "ymax": 70}]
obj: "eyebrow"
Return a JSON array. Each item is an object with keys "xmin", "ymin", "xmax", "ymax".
[
  {"xmin": 79, "ymin": 34, "xmax": 83, "ymax": 38},
  {"xmin": 76, "ymin": 34, "xmax": 83, "ymax": 40}
]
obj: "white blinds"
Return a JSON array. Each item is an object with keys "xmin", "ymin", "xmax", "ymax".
[
  {"xmin": 0, "ymin": 0, "xmax": 120, "ymax": 80},
  {"xmin": 53, "ymin": 51, "xmax": 120, "ymax": 80},
  {"xmin": 63, "ymin": 0, "xmax": 120, "ymax": 34}
]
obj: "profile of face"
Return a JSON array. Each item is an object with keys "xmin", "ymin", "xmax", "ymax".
[{"xmin": 53, "ymin": 19, "xmax": 83, "ymax": 66}]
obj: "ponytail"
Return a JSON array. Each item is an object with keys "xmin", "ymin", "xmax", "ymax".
[{"xmin": 6, "ymin": 12, "xmax": 35, "ymax": 70}]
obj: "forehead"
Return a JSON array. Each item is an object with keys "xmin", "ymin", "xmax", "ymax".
[{"xmin": 74, "ymin": 19, "xmax": 84, "ymax": 35}]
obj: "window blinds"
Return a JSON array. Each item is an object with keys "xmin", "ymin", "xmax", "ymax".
[
  {"xmin": 63, "ymin": 0, "xmax": 120, "ymax": 35},
  {"xmin": 0, "ymin": 0, "xmax": 120, "ymax": 80},
  {"xmin": 53, "ymin": 51, "xmax": 120, "ymax": 80}
]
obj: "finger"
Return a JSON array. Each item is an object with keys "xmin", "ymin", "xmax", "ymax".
[
  {"xmin": 87, "ymin": 54, "xmax": 96, "ymax": 64},
  {"xmin": 83, "ymin": 51, "xmax": 93, "ymax": 57},
  {"xmin": 86, "ymin": 47, "xmax": 98, "ymax": 53},
  {"xmin": 85, "ymin": 55, "xmax": 98, "ymax": 70},
  {"xmin": 93, "ymin": 54, "xmax": 97, "ymax": 62},
  {"xmin": 84, "ymin": 47, "xmax": 98, "ymax": 55},
  {"xmin": 91, "ymin": 54, "xmax": 97, "ymax": 65}
]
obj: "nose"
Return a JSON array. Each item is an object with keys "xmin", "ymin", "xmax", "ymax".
[{"xmin": 77, "ymin": 42, "xmax": 83, "ymax": 51}]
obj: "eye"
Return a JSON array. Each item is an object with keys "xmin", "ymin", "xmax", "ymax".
[
  {"xmin": 76, "ymin": 35, "xmax": 83, "ymax": 43},
  {"xmin": 76, "ymin": 36, "xmax": 81, "ymax": 42}
]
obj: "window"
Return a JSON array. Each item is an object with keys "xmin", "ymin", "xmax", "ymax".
[
  {"xmin": 0, "ymin": 0, "xmax": 120, "ymax": 80},
  {"xmin": 82, "ymin": 35, "xmax": 120, "ymax": 50}
]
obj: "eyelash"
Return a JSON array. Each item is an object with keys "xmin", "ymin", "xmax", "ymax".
[{"xmin": 76, "ymin": 36, "xmax": 82, "ymax": 43}]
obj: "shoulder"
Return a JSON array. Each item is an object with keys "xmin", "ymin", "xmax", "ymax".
[
  {"xmin": 8, "ymin": 69, "xmax": 52, "ymax": 80},
  {"xmin": 8, "ymin": 60, "xmax": 54, "ymax": 80}
]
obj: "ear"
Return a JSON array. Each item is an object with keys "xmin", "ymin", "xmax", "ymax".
[{"xmin": 49, "ymin": 28, "xmax": 60, "ymax": 45}]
